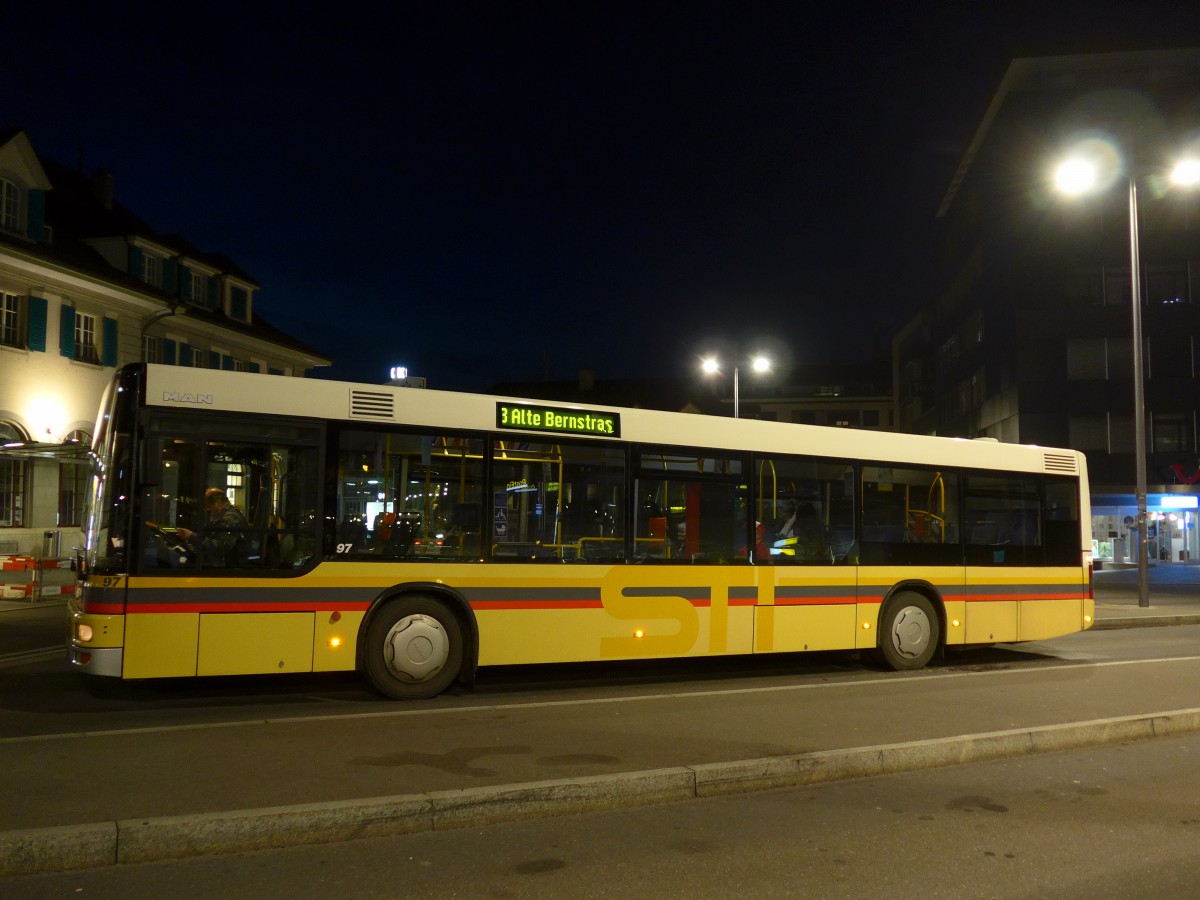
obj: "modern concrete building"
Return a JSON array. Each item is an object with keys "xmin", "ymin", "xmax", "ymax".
[
  {"xmin": 0, "ymin": 129, "xmax": 329, "ymax": 558},
  {"xmin": 899, "ymin": 49, "xmax": 1200, "ymax": 564}
]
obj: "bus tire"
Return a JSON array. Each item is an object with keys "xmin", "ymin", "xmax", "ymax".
[
  {"xmin": 363, "ymin": 595, "xmax": 464, "ymax": 700},
  {"xmin": 876, "ymin": 591, "xmax": 939, "ymax": 671}
]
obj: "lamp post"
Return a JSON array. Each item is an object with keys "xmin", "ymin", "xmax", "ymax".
[
  {"xmin": 701, "ymin": 353, "xmax": 770, "ymax": 418},
  {"xmin": 1055, "ymin": 150, "xmax": 1200, "ymax": 609},
  {"xmin": 140, "ymin": 305, "xmax": 183, "ymax": 361}
]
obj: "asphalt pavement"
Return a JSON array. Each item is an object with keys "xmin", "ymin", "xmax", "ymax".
[{"xmin": 2, "ymin": 564, "xmax": 1199, "ymax": 878}]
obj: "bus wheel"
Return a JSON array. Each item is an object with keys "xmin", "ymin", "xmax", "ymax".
[
  {"xmin": 364, "ymin": 596, "xmax": 464, "ymax": 700},
  {"xmin": 877, "ymin": 592, "xmax": 939, "ymax": 671}
]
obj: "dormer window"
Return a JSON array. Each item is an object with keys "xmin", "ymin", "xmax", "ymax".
[
  {"xmin": 0, "ymin": 179, "xmax": 19, "ymax": 233},
  {"xmin": 187, "ymin": 269, "xmax": 206, "ymax": 304},
  {"xmin": 230, "ymin": 285, "xmax": 249, "ymax": 321},
  {"xmin": 142, "ymin": 253, "xmax": 162, "ymax": 288}
]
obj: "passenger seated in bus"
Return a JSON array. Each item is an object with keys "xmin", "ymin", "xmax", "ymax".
[
  {"xmin": 771, "ymin": 501, "xmax": 829, "ymax": 563},
  {"xmin": 177, "ymin": 488, "xmax": 248, "ymax": 567}
]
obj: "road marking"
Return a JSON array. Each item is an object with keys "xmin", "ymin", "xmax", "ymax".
[
  {"xmin": 0, "ymin": 647, "xmax": 62, "ymax": 668},
  {"xmin": 5, "ymin": 653, "xmax": 1200, "ymax": 744}
]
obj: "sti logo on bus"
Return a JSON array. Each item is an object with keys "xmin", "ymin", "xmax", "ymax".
[
  {"xmin": 497, "ymin": 401, "xmax": 620, "ymax": 437},
  {"xmin": 162, "ymin": 392, "xmax": 214, "ymax": 405}
]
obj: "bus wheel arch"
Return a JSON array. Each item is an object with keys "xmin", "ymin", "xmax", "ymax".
[
  {"xmin": 874, "ymin": 583, "xmax": 943, "ymax": 671},
  {"xmin": 359, "ymin": 585, "xmax": 477, "ymax": 699}
]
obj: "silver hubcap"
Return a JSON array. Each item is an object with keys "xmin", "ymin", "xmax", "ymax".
[
  {"xmin": 383, "ymin": 614, "xmax": 449, "ymax": 684},
  {"xmin": 890, "ymin": 605, "xmax": 931, "ymax": 659}
]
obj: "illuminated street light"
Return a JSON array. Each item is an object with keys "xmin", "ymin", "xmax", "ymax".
[
  {"xmin": 1171, "ymin": 158, "xmax": 1200, "ymax": 186},
  {"xmin": 701, "ymin": 353, "xmax": 770, "ymax": 418},
  {"xmin": 1054, "ymin": 144, "xmax": 1200, "ymax": 608}
]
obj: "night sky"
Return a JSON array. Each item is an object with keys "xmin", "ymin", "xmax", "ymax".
[{"xmin": 9, "ymin": 3, "xmax": 1199, "ymax": 392}]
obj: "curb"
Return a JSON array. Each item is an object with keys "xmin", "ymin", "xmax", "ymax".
[{"xmin": 4, "ymin": 707, "xmax": 1200, "ymax": 878}]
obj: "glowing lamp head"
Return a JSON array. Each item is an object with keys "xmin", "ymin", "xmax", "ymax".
[
  {"xmin": 1054, "ymin": 158, "xmax": 1097, "ymax": 195},
  {"xmin": 1172, "ymin": 158, "xmax": 1200, "ymax": 187}
]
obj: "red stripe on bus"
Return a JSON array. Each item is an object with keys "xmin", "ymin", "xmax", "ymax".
[
  {"xmin": 775, "ymin": 596, "xmax": 858, "ymax": 606},
  {"xmin": 470, "ymin": 600, "xmax": 605, "ymax": 611}
]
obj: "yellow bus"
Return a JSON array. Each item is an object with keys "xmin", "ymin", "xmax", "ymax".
[{"xmin": 69, "ymin": 364, "xmax": 1094, "ymax": 699}]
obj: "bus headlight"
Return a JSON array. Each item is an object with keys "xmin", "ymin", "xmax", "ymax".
[{"xmin": 77, "ymin": 623, "xmax": 94, "ymax": 642}]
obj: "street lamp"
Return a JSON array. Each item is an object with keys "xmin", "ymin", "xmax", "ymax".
[
  {"xmin": 701, "ymin": 353, "xmax": 770, "ymax": 418},
  {"xmin": 1054, "ymin": 145, "xmax": 1200, "ymax": 609},
  {"xmin": 140, "ymin": 304, "xmax": 183, "ymax": 361}
]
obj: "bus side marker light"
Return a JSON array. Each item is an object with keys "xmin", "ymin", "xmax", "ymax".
[
  {"xmin": 1084, "ymin": 615, "xmax": 1092, "ymax": 624},
  {"xmin": 634, "ymin": 629, "xmax": 645, "ymax": 639},
  {"xmin": 328, "ymin": 636, "xmax": 343, "ymax": 649},
  {"xmin": 77, "ymin": 623, "xmax": 94, "ymax": 642},
  {"xmin": 951, "ymin": 619, "xmax": 961, "ymax": 628},
  {"xmin": 329, "ymin": 611, "xmax": 342, "ymax": 624},
  {"xmin": 861, "ymin": 622, "xmax": 870, "ymax": 630}
]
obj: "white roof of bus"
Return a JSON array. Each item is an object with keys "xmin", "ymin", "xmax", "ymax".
[{"xmin": 142, "ymin": 365, "xmax": 1085, "ymax": 477}]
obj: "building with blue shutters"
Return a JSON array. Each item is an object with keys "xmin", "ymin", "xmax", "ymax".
[{"xmin": 0, "ymin": 129, "xmax": 329, "ymax": 558}]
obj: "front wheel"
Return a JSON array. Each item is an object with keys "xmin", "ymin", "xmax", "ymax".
[
  {"xmin": 875, "ymin": 591, "xmax": 939, "ymax": 670},
  {"xmin": 363, "ymin": 596, "xmax": 464, "ymax": 699}
]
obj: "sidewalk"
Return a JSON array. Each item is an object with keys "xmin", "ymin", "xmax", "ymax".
[{"xmin": 1091, "ymin": 564, "xmax": 1200, "ymax": 628}]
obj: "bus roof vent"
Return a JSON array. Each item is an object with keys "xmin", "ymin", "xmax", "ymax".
[
  {"xmin": 350, "ymin": 390, "xmax": 395, "ymax": 421},
  {"xmin": 1043, "ymin": 452, "xmax": 1078, "ymax": 475}
]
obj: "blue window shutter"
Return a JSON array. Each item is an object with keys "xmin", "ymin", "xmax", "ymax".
[
  {"xmin": 209, "ymin": 350, "xmax": 220, "ymax": 369},
  {"xmin": 207, "ymin": 278, "xmax": 220, "ymax": 309},
  {"xmin": 59, "ymin": 304, "xmax": 76, "ymax": 358},
  {"xmin": 222, "ymin": 354, "xmax": 234, "ymax": 370},
  {"xmin": 178, "ymin": 265, "xmax": 192, "ymax": 301},
  {"xmin": 101, "ymin": 316, "xmax": 118, "ymax": 367},
  {"xmin": 129, "ymin": 246, "xmax": 144, "ymax": 278},
  {"xmin": 27, "ymin": 190, "xmax": 45, "ymax": 242},
  {"xmin": 268, "ymin": 367, "xmax": 283, "ymax": 375},
  {"xmin": 26, "ymin": 296, "xmax": 47, "ymax": 352},
  {"xmin": 248, "ymin": 362, "xmax": 260, "ymax": 374},
  {"xmin": 179, "ymin": 343, "xmax": 191, "ymax": 366},
  {"xmin": 163, "ymin": 259, "xmax": 178, "ymax": 296},
  {"xmin": 162, "ymin": 338, "xmax": 177, "ymax": 365}
]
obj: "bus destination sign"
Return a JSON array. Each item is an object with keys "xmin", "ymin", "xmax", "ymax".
[{"xmin": 496, "ymin": 402, "xmax": 620, "ymax": 437}]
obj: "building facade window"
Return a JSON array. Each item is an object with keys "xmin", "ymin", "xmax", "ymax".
[
  {"xmin": 1066, "ymin": 338, "xmax": 1107, "ymax": 380},
  {"xmin": 1069, "ymin": 414, "xmax": 1108, "ymax": 452},
  {"xmin": 1103, "ymin": 269, "xmax": 1132, "ymax": 308},
  {"xmin": 188, "ymin": 270, "xmax": 206, "ymax": 304},
  {"xmin": 142, "ymin": 253, "xmax": 161, "ymax": 288},
  {"xmin": 0, "ymin": 421, "xmax": 27, "ymax": 527},
  {"xmin": 1153, "ymin": 413, "xmax": 1194, "ymax": 454},
  {"xmin": 1147, "ymin": 267, "xmax": 1188, "ymax": 305},
  {"xmin": 58, "ymin": 430, "xmax": 91, "ymax": 528},
  {"xmin": 0, "ymin": 179, "xmax": 19, "ymax": 233},
  {"xmin": 229, "ymin": 285, "xmax": 249, "ymax": 321},
  {"xmin": 1, "ymin": 292, "xmax": 21, "ymax": 348},
  {"xmin": 143, "ymin": 334, "xmax": 160, "ymax": 363},
  {"xmin": 74, "ymin": 312, "xmax": 99, "ymax": 363}
]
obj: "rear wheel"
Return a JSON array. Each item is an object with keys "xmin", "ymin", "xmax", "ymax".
[
  {"xmin": 363, "ymin": 596, "xmax": 464, "ymax": 699},
  {"xmin": 876, "ymin": 591, "xmax": 939, "ymax": 670}
]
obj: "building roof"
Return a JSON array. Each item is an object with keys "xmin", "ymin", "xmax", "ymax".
[
  {"xmin": 937, "ymin": 47, "xmax": 1200, "ymax": 219},
  {"xmin": 0, "ymin": 129, "xmax": 330, "ymax": 365}
]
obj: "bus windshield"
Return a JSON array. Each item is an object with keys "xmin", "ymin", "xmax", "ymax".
[{"xmin": 84, "ymin": 367, "xmax": 138, "ymax": 576}]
